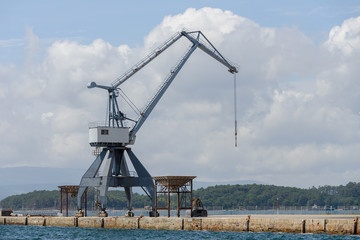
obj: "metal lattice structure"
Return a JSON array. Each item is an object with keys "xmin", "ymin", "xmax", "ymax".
[
  {"xmin": 76, "ymin": 30, "xmax": 238, "ymax": 217},
  {"xmin": 153, "ymin": 176, "xmax": 196, "ymax": 217}
]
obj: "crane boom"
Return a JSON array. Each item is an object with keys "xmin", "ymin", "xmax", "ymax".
[
  {"xmin": 111, "ymin": 32, "xmax": 183, "ymax": 88},
  {"xmin": 182, "ymin": 31, "xmax": 238, "ymax": 73},
  {"xmin": 110, "ymin": 31, "xmax": 237, "ymax": 89},
  {"xmin": 129, "ymin": 31, "xmax": 238, "ymax": 140},
  {"xmin": 129, "ymin": 42, "xmax": 199, "ymax": 140}
]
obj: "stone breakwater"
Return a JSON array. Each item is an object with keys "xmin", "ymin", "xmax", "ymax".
[{"xmin": 1, "ymin": 215, "xmax": 359, "ymax": 235}]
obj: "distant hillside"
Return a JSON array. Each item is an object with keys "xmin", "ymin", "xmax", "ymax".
[
  {"xmin": 0, "ymin": 166, "xmax": 262, "ymax": 201},
  {"xmin": 194, "ymin": 183, "xmax": 360, "ymax": 209},
  {"xmin": 2, "ymin": 182, "xmax": 360, "ymax": 210},
  {"xmin": 0, "ymin": 189, "xmax": 150, "ymax": 210}
]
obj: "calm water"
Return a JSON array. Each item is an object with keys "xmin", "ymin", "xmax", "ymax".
[{"xmin": 1, "ymin": 225, "xmax": 359, "ymax": 240}]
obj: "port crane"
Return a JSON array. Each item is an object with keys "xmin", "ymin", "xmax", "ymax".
[{"xmin": 77, "ymin": 30, "xmax": 238, "ymax": 217}]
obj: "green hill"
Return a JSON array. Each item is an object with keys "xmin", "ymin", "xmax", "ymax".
[{"xmin": 1, "ymin": 182, "xmax": 360, "ymax": 210}]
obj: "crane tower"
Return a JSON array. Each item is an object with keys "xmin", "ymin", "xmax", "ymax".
[{"xmin": 77, "ymin": 30, "xmax": 238, "ymax": 217}]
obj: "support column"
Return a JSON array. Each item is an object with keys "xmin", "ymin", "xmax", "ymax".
[
  {"xmin": 167, "ymin": 179, "xmax": 170, "ymax": 217},
  {"xmin": 66, "ymin": 192, "xmax": 69, "ymax": 217},
  {"xmin": 190, "ymin": 179, "xmax": 193, "ymax": 206},
  {"xmin": 177, "ymin": 189, "xmax": 180, "ymax": 217},
  {"xmin": 60, "ymin": 190, "xmax": 63, "ymax": 214},
  {"xmin": 154, "ymin": 181, "xmax": 158, "ymax": 217}
]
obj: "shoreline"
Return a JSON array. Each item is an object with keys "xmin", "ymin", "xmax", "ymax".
[{"xmin": 1, "ymin": 214, "xmax": 359, "ymax": 235}]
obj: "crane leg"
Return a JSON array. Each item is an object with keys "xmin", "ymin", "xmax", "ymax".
[
  {"xmin": 77, "ymin": 148, "xmax": 154, "ymax": 217},
  {"xmin": 116, "ymin": 149, "xmax": 134, "ymax": 217},
  {"xmin": 124, "ymin": 187, "xmax": 133, "ymax": 217},
  {"xmin": 77, "ymin": 148, "xmax": 107, "ymax": 215},
  {"xmin": 98, "ymin": 150, "xmax": 114, "ymax": 217},
  {"xmin": 126, "ymin": 149, "xmax": 155, "ymax": 216}
]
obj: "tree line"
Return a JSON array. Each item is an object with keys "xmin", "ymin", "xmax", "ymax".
[
  {"xmin": 195, "ymin": 182, "xmax": 360, "ymax": 209},
  {"xmin": 1, "ymin": 182, "xmax": 360, "ymax": 210}
]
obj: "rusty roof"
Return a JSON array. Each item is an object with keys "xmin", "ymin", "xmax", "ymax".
[
  {"xmin": 153, "ymin": 176, "xmax": 196, "ymax": 191},
  {"xmin": 58, "ymin": 185, "xmax": 79, "ymax": 193}
]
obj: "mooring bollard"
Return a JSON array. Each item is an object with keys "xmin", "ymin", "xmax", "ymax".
[
  {"xmin": 353, "ymin": 216, "xmax": 358, "ymax": 235},
  {"xmin": 301, "ymin": 220, "xmax": 306, "ymax": 233},
  {"xmin": 246, "ymin": 215, "xmax": 250, "ymax": 232}
]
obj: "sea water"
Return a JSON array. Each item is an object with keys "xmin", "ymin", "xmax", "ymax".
[{"xmin": 0, "ymin": 225, "xmax": 359, "ymax": 240}]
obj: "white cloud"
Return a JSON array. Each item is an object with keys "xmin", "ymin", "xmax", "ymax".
[
  {"xmin": 0, "ymin": 8, "xmax": 360, "ymax": 188},
  {"xmin": 325, "ymin": 16, "xmax": 360, "ymax": 55}
]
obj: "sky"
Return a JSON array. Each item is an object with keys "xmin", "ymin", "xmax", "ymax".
[{"xmin": 1, "ymin": 0, "xmax": 360, "ymax": 189}]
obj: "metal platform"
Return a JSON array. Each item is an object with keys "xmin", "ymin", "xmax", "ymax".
[{"xmin": 153, "ymin": 176, "xmax": 196, "ymax": 217}]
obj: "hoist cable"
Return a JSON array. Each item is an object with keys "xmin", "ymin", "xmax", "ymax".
[{"xmin": 234, "ymin": 73, "xmax": 238, "ymax": 147}]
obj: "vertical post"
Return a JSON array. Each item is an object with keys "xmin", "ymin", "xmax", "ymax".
[
  {"xmin": 167, "ymin": 179, "xmax": 170, "ymax": 217},
  {"xmin": 246, "ymin": 215, "xmax": 250, "ymax": 232},
  {"xmin": 60, "ymin": 188, "xmax": 63, "ymax": 214},
  {"xmin": 353, "ymin": 216, "xmax": 358, "ymax": 235},
  {"xmin": 177, "ymin": 189, "xmax": 180, "ymax": 217},
  {"xmin": 66, "ymin": 192, "xmax": 69, "ymax": 217},
  {"xmin": 154, "ymin": 180, "xmax": 158, "ymax": 217},
  {"xmin": 190, "ymin": 180, "xmax": 193, "ymax": 207},
  {"xmin": 301, "ymin": 219, "xmax": 306, "ymax": 233}
]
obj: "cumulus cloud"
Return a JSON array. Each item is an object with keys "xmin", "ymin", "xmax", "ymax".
[
  {"xmin": 325, "ymin": 16, "xmax": 360, "ymax": 55},
  {"xmin": 0, "ymin": 8, "xmax": 360, "ymax": 188}
]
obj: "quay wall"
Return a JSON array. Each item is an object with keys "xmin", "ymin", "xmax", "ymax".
[{"xmin": 0, "ymin": 215, "xmax": 359, "ymax": 235}]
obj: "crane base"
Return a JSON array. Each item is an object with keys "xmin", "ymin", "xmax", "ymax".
[
  {"xmin": 75, "ymin": 210, "xmax": 84, "ymax": 218},
  {"xmin": 125, "ymin": 210, "xmax": 134, "ymax": 217},
  {"xmin": 98, "ymin": 210, "xmax": 108, "ymax": 217}
]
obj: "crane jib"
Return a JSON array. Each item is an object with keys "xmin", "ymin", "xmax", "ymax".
[{"xmin": 129, "ymin": 31, "xmax": 238, "ymax": 141}]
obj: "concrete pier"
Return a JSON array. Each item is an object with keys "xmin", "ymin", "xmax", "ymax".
[{"xmin": 1, "ymin": 215, "xmax": 359, "ymax": 235}]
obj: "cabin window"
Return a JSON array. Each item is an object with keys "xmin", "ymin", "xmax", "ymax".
[{"xmin": 101, "ymin": 129, "xmax": 109, "ymax": 135}]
